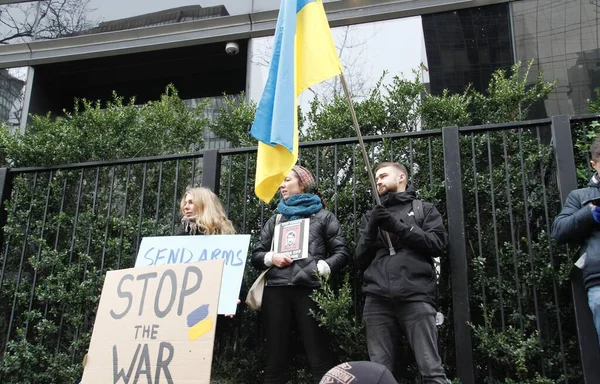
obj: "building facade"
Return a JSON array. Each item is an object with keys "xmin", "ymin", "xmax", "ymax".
[
  {"xmin": 512, "ymin": 0, "xmax": 600, "ymax": 116},
  {"xmin": 421, "ymin": 2, "xmax": 514, "ymax": 96},
  {"xmin": 421, "ymin": 0, "xmax": 600, "ymax": 117},
  {"xmin": 2, "ymin": 0, "xmax": 600, "ymax": 133}
]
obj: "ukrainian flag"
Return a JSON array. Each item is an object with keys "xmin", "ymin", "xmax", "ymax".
[{"xmin": 251, "ymin": 0, "xmax": 342, "ymax": 203}]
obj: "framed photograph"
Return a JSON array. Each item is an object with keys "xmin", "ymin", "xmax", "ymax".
[{"xmin": 273, "ymin": 218, "xmax": 310, "ymax": 260}]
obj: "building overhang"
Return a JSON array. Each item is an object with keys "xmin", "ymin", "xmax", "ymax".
[{"xmin": 0, "ymin": 0, "xmax": 506, "ymax": 69}]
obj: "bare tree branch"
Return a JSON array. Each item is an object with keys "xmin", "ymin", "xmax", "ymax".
[
  {"xmin": 0, "ymin": 31, "xmax": 31, "ymax": 44},
  {"xmin": 251, "ymin": 25, "xmax": 379, "ymax": 103},
  {"xmin": 0, "ymin": 0, "xmax": 95, "ymax": 44}
]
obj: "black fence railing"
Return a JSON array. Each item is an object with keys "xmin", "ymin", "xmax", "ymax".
[{"xmin": 0, "ymin": 115, "xmax": 599, "ymax": 383}]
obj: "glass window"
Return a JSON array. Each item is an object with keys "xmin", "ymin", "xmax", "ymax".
[
  {"xmin": 513, "ymin": 0, "xmax": 600, "ymax": 116},
  {"xmin": 0, "ymin": 67, "xmax": 27, "ymax": 132},
  {"xmin": 421, "ymin": 3, "xmax": 513, "ymax": 96}
]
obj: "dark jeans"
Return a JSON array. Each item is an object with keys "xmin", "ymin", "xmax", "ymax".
[
  {"xmin": 363, "ymin": 296, "xmax": 448, "ymax": 384},
  {"xmin": 262, "ymin": 286, "xmax": 333, "ymax": 384}
]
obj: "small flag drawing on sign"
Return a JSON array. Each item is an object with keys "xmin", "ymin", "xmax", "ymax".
[{"xmin": 187, "ymin": 304, "xmax": 213, "ymax": 341}]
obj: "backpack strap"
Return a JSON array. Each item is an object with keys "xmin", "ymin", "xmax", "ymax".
[{"xmin": 412, "ymin": 199, "xmax": 424, "ymax": 228}]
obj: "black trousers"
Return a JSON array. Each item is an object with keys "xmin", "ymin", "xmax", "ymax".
[
  {"xmin": 262, "ymin": 285, "xmax": 333, "ymax": 384},
  {"xmin": 363, "ymin": 296, "xmax": 448, "ymax": 383}
]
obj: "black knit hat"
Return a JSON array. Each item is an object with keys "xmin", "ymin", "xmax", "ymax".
[{"xmin": 320, "ymin": 361, "xmax": 396, "ymax": 384}]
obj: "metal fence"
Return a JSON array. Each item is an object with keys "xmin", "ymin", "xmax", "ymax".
[{"xmin": 0, "ymin": 115, "xmax": 599, "ymax": 383}]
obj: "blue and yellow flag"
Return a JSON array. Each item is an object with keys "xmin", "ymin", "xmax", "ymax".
[{"xmin": 251, "ymin": 0, "xmax": 342, "ymax": 203}]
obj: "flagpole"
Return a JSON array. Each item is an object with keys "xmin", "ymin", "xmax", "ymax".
[{"xmin": 339, "ymin": 72, "xmax": 396, "ymax": 256}]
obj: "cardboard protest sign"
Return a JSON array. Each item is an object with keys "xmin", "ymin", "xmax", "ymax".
[
  {"xmin": 81, "ymin": 260, "xmax": 224, "ymax": 384},
  {"xmin": 135, "ymin": 235, "xmax": 250, "ymax": 315}
]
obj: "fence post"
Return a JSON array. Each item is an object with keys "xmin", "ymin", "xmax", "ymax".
[
  {"xmin": 442, "ymin": 126, "xmax": 475, "ymax": 384},
  {"xmin": 551, "ymin": 114, "xmax": 600, "ymax": 383},
  {"xmin": 201, "ymin": 150, "xmax": 222, "ymax": 195},
  {"xmin": 0, "ymin": 168, "xmax": 13, "ymax": 251}
]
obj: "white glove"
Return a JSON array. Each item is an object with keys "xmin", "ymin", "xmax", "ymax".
[
  {"xmin": 264, "ymin": 252, "xmax": 274, "ymax": 267},
  {"xmin": 317, "ymin": 260, "xmax": 331, "ymax": 277}
]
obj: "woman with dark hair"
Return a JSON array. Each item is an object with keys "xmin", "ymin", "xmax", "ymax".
[{"xmin": 252, "ymin": 165, "xmax": 349, "ymax": 383}]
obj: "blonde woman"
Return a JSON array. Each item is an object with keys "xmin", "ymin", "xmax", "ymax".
[
  {"xmin": 177, "ymin": 187, "xmax": 240, "ymax": 317},
  {"xmin": 177, "ymin": 187, "xmax": 236, "ymax": 235}
]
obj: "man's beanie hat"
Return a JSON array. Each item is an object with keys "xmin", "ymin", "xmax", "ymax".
[
  {"xmin": 320, "ymin": 361, "xmax": 396, "ymax": 384},
  {"xmin": 292, "ymin": 165, "xmax": 316, "ymax": 193}
]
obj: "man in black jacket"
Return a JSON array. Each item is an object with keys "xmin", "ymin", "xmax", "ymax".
[
  {"xmin": 356, "ymin": 162, "xmax": 448, "ymax": 383},
  {"xmin": 552, "ymin": 137, "xmax": 600, "ymax": 344}
]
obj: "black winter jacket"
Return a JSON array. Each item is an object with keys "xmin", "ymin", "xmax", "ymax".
[
  {"xmin": 355, "ymin": 188, "xmax": 447, "ymax": 306},
  {"xmin": 551, "ymin": 173, "xmax": 600, "ymax": 290},
  {"xmin": 251, "ymin": 209, "xmax": 349, "ymax": 288}
]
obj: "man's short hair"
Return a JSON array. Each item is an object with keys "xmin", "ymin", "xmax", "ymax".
[
  {"xmin": 592, "ymin": 137, "xmax": 600, "ymax": 162},
  {"xmin": 375, "ymin": 162, "xmax": 408, "ymax": 176}
]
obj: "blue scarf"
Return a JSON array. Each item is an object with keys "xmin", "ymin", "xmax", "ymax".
[{"xmin": 277, "ymin": 194, "xmax": 322, "ymax": 220}]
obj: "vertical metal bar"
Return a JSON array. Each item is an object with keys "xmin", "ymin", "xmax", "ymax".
[
  {"xmin": 370, "ymin": 143, "xmax": 375, "ymax": 165},
  {"xmin": 6, "ymin": 172, "xmax": 38, "ymax": 351},
  {"xmin": 554, "ymin": 116, "xmax": 579, "ymax": 202},
  {"xmin": 370, "ymin": 144, "xmax": 376, "ymax": 204},
  {"xmin": 226, "ymin": 156, "xmax": 232, "ymax": 214},
  {"xmin": 171, "ymin": 161, "xmax": 180, "ymax": 235},
  {"xmin": 67, "ymin": 169, "xmax": 84, "ymax": 362},
  {"xmin": 471, "ymin": 134, "xmax": 487, "ymax": 318},
  {"xmin": 518, "ymin": 129, "xmax": 544, "ymax": 374},
  {"xmin": 135, "ymin": 163, "xmax": 148, "ymax": 259},
  {"xmin": 0, "ymin": 183, "xmax": 18, "ymax": 317},
  {"xmin": 428, "ymin": 137, "xmax": 434, "ymax": 190},
  {"xmin": 537, "ymin": 126, "xmax": 568, "ymax": 381},
  {"xmin": 334, "ymin": 144, "xmax": 338, "ymax": 216},
  {"xmin": 25, "ymin": 171, "xmax": 54, "ymax": 338},
  {"xmin": 242, "ymin": 154, "xmax": 249, "ymax": 234},
  {"xmin": 0, "ymin": 168, "xmax": 14, "ymax": 251},
  {"xmin": 100, "ymin": 166, "xmax": 116, "ymax": 274},
  {"xmin": 390, "ymin": 139, "xmax": 395, "ymax": 162},
  {"xmin": 352, "ymin": 147, "xmax": 358, "ymax": 239},
  {"xmin": 53, "ymin": 175, "xmax": 68, "ymax": 250},
  {"xmin": 552, "ymin": 114, "xmax": 600, "ymax": 383},
  {"xmin": 487, "ymin": 132, "xmax": 505, "ymax": 328},
  {"xmin": 585, "ymin": 148, "xmax": 592, "ymax": 178},
  {"xmin": 409, "ymin": 138, "xmax": 414, "ymax": 176},
  {"xmin": 316, "ymin": 149, "xmax": 320, "ymax": 190},
  {"xmin": 471, "ymin": 133, "xmax": 492, "ymax": 380},
  {"xmin": 442, "ymin": 126, "xmax": 474, "ymax": 384},
  {"xmin": 502, "ymin": 132, "xmax": 524, "ymax": 331},
  {"xmin": 85, "ymin": 168, "xmax": 101, "ymax": 258},
  {"xmin": 202, "ymin": 150, "xmax": 222, "ymax": 195},
  {"xmin": 75, "ymin": 167, "xmax": 100, "ymax": 346},
  {"xmin": 352, "ymin": 146, "xmax": 359, "ymax": 318},
  {"xmin": 191, "ymin": 157, "xmax": 197, "ymax": 187},
  {"xmin": 68, "ymin": 170, "xmax": 84, "ymax": 263},
  {"xmin": 53, "ymin": 174, "xmax": 69, "ymax": 352},
  {"xmin": 154, "ymin": 162, "xmax": 164, "ymax": 235},
  {"xmin": 118, "ymin": 165, "xmax": 131, "ymax": 269},
  {"xmin": 21, "ymin": 173, "xmax": 46, "ymax": 341}
]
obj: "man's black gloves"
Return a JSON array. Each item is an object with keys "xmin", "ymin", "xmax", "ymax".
[{"xmin": 371, "ymin": 204, "xmax": 411, "ymax": 234}]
